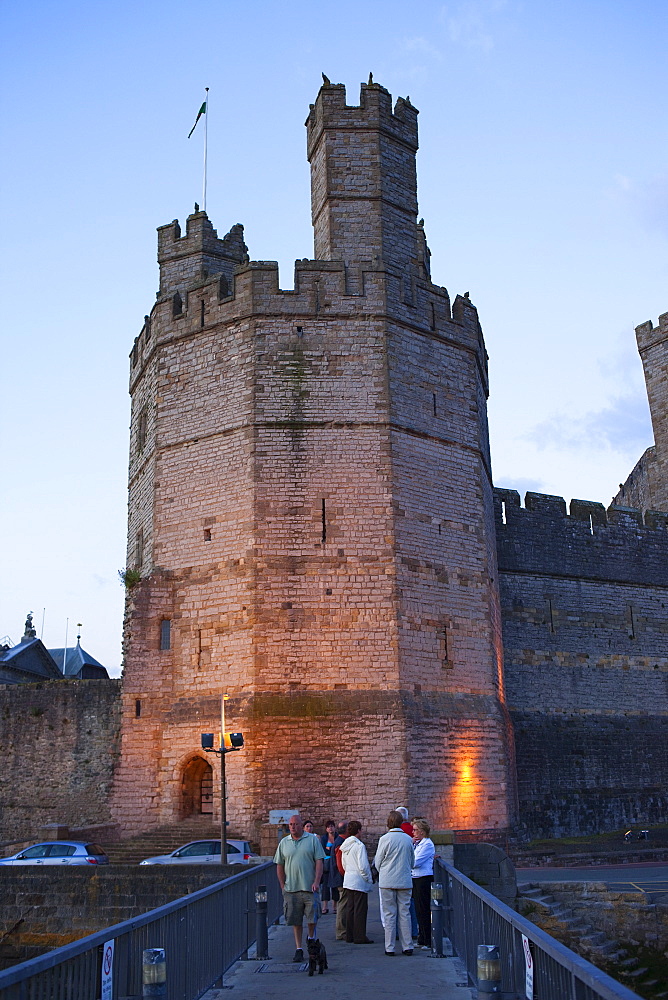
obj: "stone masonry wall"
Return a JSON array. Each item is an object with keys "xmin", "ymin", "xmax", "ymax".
[
  {"xmin": 612, "ymin": 446, "xmax": 656, "ymax": 513},
  {"xmin": 387, "ymin": 296, "xmax": 516, "ymax": 831},
  {"xmin": 0, "ymin": 680, "xmax": 121, "ymax": 843},
  {"xmin": 495, "ymin": 489, "xmax": 668, "ymax": 837},
  {"xmin": 0, "ymin": 867, "xmax": 236, "ymax": 967}
]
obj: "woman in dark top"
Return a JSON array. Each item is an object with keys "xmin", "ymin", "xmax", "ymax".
[{"xmin": 320, "ymin": 819, "xmax": 343, "ymax": 913}]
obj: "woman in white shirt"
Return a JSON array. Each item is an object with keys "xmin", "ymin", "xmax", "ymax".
[
  {"xmin": 340, "ymin": 820, "xmax": 374, "ymax": 944},
  {"xmin": 411, "ymin": 817, "xmax": 435, "ymax": 949}
]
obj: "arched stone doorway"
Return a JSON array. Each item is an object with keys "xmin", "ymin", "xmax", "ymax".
[{"xmin": 180, "ymin": 756, "xmax": 214, "ymax": 818}]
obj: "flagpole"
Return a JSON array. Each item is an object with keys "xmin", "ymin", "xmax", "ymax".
[
  {"xmin": 63, "ymin": 618, "xmax": 68, "ymax": 676},
  {"xmin": 203, "ymin": 87, "xmax": 209, "ymax": 212}
]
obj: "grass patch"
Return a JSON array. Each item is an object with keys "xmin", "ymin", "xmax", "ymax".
[{"xmin": 523, "ymin": 825, "xmax": 668, "ymax": 854}]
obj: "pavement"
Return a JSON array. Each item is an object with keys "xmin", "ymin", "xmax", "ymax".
[
  {"xmin": 517, "ymin": 861, "xmax": 668, "ymax": 893},
  {"xmin": 201, "ymin": 892, "xmax": 474, "ymax": 999}
]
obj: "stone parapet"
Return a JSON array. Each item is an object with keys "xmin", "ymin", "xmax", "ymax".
[
  {"xmin": 494, "ymin": 489, "xmax": 668, "ymax": 585},
  {"xmin": 0, "ymin": 867, "xmax": 241, "ymax": 968}
]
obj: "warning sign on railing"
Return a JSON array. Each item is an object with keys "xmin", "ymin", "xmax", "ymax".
[
  {"xmin": 101, "ymin": 938, "xmax": 114, "ymax": 1000},
  {"xmin": 522, "ymin": 934, "xmax": 533, "ymax": 1000}
]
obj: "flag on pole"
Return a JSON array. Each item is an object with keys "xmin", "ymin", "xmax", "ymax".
[{"xmin": 188, "ymin": 100, "xmax": 207, "ymax": 138}]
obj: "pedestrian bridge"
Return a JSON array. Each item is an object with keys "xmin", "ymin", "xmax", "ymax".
[
  {"xmin": 206, "ymin": 892, "xmax": 472, "ymax": 1000},
  {"xmin": 0, "ymin": 859, "xmax": 641, "ymax": 1000}
]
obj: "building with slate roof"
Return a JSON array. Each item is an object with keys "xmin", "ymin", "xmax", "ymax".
[
  {"xmin": 0, "ymin": 637, "xmax": 62, "ymax": 684},
  {"xmin": 48, "ymin": 639, "xmax": 108, "ymax": 680},
  {"xmin": 0, "ymin": 613, "xmax": 62, "ymax": 684},
  {"xmin": 0, "ymin": 615, "xmax": 109, "ymax": 684}
]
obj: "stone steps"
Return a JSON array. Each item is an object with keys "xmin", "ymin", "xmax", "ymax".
[
  {"xmin": 106, "ymin": 819, "xmax": 221, "ymax": 865},
  {"xmin": 518, "ymin": 883, "xmax": 623, "ymax": 964},
  {"xmin": 518, "ymin": 881, "xmax": 668, "ymax": 994}
]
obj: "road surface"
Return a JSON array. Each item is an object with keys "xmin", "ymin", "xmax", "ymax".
[{"xmin": 517, "ymin": 862, "xmax": 668, "ymax": 893}]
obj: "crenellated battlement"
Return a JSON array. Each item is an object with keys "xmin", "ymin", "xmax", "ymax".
[
  {"xmin": 157, "ymin": 211, "xmax": 248, "ymax": 297},
  {"xmin": 157, "ymin": 211, "xmax": 247, "ymax": 263},
  {"xmin": 452, "ymin": 293, "xmax": 481, "ymax": 332},
  {"xmin": 129, "ymin": 245, "xmax": 469, "ymax": 390},
  {"xmin": 305, "ymin": 78, "xmax": 418, "ymax": 156},
  {"xmin": 494, "ymin": 488, "xmax": 668, "ymax": 586},
  {"xmin": 495, "ymin": 486, "xmax": 668, "ymax": 531},
  {"xmin": 636, "ymin": 309, "xmax": 668, "ymax": 353}
]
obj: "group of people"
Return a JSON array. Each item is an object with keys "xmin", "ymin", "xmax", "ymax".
[{"xmin": 273, "ymin": 807, "xmax": 435, "ymax": 961}]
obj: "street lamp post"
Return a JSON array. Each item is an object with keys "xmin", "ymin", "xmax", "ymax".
[
  {"xmin": 201, "ymin": 694, "xmax": 245, "ymax": 866},
  {"xmin": 220, "ymin": 694, "xmax": 228, "ymax": 865}
]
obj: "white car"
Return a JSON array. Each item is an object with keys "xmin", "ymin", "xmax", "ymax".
[{"xmin": 139, "ymin": 839, "xmax": 257, "ymax": 865}]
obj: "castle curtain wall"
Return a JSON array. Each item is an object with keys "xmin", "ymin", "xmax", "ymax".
[
  {"xmin": 0, "ymin": 680, "xmax": 120, "ymax": 842},
  {"xmin": 496, "ymin": 489, "xmax": 668, "ymax": 837}
]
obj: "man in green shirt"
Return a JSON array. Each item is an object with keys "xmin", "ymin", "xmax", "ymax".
[{"xmin": 274, "ymin": 814, "xmax": 326, "ymax": 962}]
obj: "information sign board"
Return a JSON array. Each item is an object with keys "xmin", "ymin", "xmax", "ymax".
[{"xmin": 268, "ymin": 809, "xmax": 297, "ymax": 824}]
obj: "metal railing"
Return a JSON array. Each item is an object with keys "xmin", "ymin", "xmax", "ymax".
[
  {"xmin": 0, "ymin": 861, "xmax": 281, "ymax": 1000},
  {"xmin": 436, "ymin": 858, "xmax": 641, "ymax": 1000}
]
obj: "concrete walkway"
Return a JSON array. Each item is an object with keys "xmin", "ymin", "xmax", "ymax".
[{"xmin": 202, "ymin": 893, "xmax": 474, "ymax": 999}]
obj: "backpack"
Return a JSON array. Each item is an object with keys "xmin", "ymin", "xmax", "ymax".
[{"xmin": 335, "ymin": 841, "xmax": 346, "ymax": 877}]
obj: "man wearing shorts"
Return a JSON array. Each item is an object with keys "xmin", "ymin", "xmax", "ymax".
[{"xmin": 274, "ymin": 814, "xmax": 326, "ymax": 962}]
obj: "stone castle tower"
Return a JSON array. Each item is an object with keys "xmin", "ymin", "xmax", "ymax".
[
  {"xmin": 111, "ymin": 78, "xmax": 517, "ymax": 840},
  {"xmin": 615, "ymin": 311, "xmax": 668, "ymax": 513}
]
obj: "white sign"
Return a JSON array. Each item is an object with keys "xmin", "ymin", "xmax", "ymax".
[
  {"xmin": 101, "ymin": 939, "xmax": 114, "ymax": 1000},
  {"xmin": 522, "ymin": 934, "xmax": 533, "ymax": 1000},
  {"xmin": 268, "ymin": 809, "xmax": 297, "ymax": 824}
]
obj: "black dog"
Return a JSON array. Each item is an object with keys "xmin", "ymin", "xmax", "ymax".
[{"xmin": 307, "ymin": 937, "xmax": 328, "ymax": 976}]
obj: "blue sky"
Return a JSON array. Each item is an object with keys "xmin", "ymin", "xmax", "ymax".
[{"xmin": 2, "ymin": 0, "xmax": 667, "ymax": 674}]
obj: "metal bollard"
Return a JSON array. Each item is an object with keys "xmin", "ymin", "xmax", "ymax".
[
  {"xmin": 255, "ymin": 885, "xmax": 270, "ymax": 960},
  {"xmin": 430, "ymin": 882, "xmax": 444, "ymax": 957},
  {"xmin": 477, "ymin": 944, "xmax": 502, "ymax": 994},
  {"xmin": 142, "ymin": 948, "xmax": 166, "ymax": 998}
]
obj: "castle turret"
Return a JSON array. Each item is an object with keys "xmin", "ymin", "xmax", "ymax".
[
  {"xmin": 636, "ymin": 312, "xmax": 668, "ymax": 510},
  {"xmin": 306, "ymin": 79, "xmax": 420, "ymax": 276},
  {"xmin": 613, "ymin": 311, "xmax": 668, "ymax": 513},
  {"xmin": 157, "ymin": 210, "xmax": 248, "ymax": 297}
]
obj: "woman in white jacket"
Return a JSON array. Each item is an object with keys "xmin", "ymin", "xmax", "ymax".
[
  {"xmin": 340, "ymin": 821, "xmax": 374, "ymax": 944},
  {"xmin": 373, "ymin": 810, "xmax": 415, "ymax": 955}
]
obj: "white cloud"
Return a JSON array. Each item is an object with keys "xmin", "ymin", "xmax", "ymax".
[
  {"xmin": 404, "ymin": 36, "xmax": 443, "ymax": 60},
  {"xmin": 604, "ymin": 171, "xmax": 668, "ymax": 240},
  {"xmin": 639, "ymin": 174, "xmax": 668, "ymax": 239},
  {"xmin": 613, "ymin": 173, "xmax": 632, "ymax": 193},
  {"xmin": 494, "ymin": 475, "xmax": 546, "ymax": 497},
  {"xmin": 525, "ymin": 393, "xmax": 652, "ymax": 457},
  {"xmin": 439, "ymin": 0, "xmax": 508, "ymax": 51}
]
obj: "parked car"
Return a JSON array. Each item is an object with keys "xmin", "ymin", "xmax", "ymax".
[
  {"xmin": 0, "ymin": 841, "xmax": 109, "ymax": 866},
  {"xmin": 139, "ymin": 839, "xmax": 257, "ymax": 865}
]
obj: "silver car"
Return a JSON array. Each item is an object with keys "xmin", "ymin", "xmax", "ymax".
[
  {"xmin": 139, "ymin": 839, "xmax": 256, "ymax": 865},
  {"xmin": 0, "ymin": 841, "xmax": 109, "ymax": 866}
]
